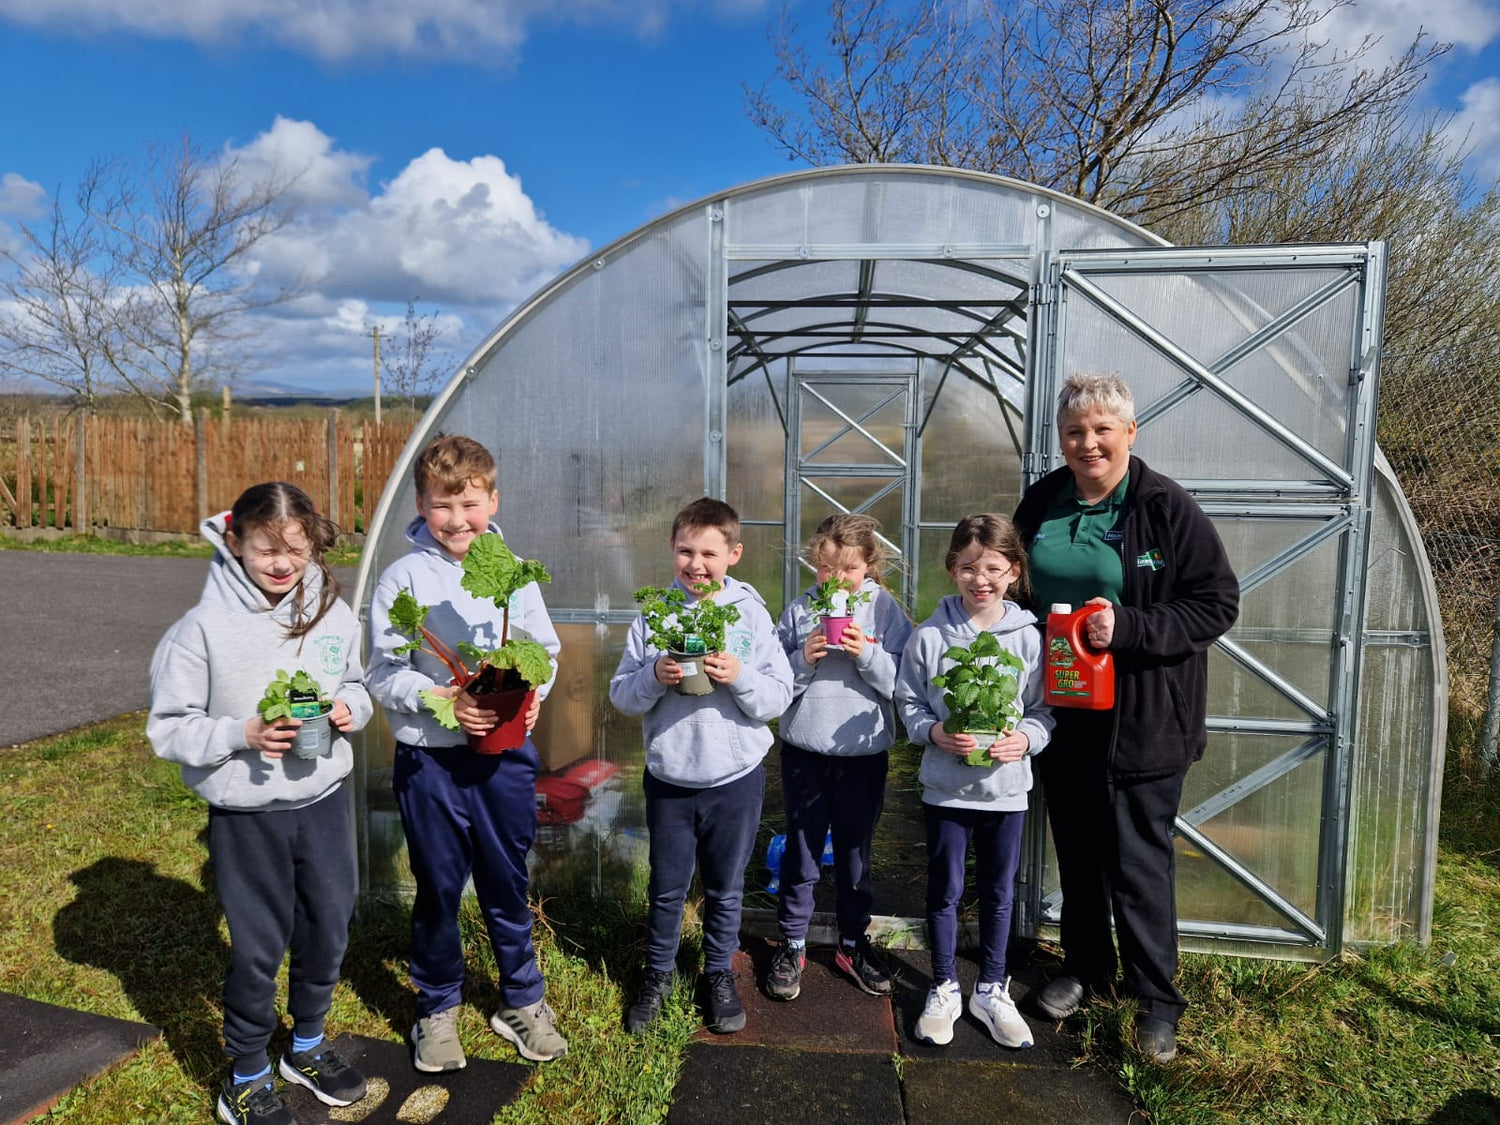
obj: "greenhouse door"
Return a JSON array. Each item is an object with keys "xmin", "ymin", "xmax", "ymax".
[
  {"xmin": 1023, "ymin": 244, "xmax": 1386, "ymax": 957},
  {"xmin": 781, "ymin": 364, "xmax": 919, "ymax": 608}
]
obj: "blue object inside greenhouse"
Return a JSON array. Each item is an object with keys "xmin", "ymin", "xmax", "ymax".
[{"xmin": 764, "ymin": 831, "xmax": 834, "ymax": 893}]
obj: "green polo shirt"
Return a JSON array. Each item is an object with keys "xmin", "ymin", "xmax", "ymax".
[{"xmin": 1027, "ymin": 474, "xmax": 1128, "ymax": 612}]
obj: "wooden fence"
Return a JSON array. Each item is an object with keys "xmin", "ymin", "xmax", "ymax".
[{"xmin": 1, "ymin": 412, "xmax": 417, "ymax": 536}]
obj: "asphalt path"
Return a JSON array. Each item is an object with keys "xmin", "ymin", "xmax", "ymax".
[{"xmin": 0, "ymin": 550, "xmax": 356, "ymax": 747}]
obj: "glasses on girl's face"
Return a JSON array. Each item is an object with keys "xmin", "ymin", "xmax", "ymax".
[{"xmin": 955, "ymin": 566, "xmax": 1013, "ymax": 583}]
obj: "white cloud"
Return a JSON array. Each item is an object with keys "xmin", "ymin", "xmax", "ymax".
[
  {"xmin": 1312, "ymin": 0, "xmax": 1500, "ymax": 66},
  {"xmin": 0, "ymin": 172, "xmax": 46, "ymax": 218},
  {"xmin": 0, "ymin": 0, "xmax": 768, "ymax": 62},
  {"xmin": 207, "ymin": 120, "xmax": 589, "ymax": 392},
  {"xmin": 1447, "ymin": 77, "xmax": 1500, "ymax": 182},
  {"xmin": 226, "ymin": 117, "xmax": 373, "ymax": 209},
  {"xmin": 252, "ymin": 142, "xmax": 588, "ymax": 309}
]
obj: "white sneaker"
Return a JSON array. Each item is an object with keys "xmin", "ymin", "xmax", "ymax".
[
  {"xmin": 916, "ymin": 979, "xmax": 962, "ymax": 1045},
  {"xmin": 970, "ymin": 978, "xmax": 1033, "ymax": 1049}
]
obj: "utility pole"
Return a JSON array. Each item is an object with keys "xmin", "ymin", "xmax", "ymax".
[{"xmin": 369, "ymin": 324, "xmax": 382, "ymax": 425}]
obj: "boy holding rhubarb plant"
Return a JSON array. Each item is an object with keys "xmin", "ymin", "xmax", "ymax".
[
  {"xmin": 366, "ymin": 434, "xmax": 567, "ymax": 1071},
  {"xmin": 609, "ymin": 497, "xmax": 793, "ymax": 1036}
]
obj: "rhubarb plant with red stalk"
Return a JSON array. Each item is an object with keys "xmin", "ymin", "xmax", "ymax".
[{"xmin": 388, "ymin": 532, "xmax": 554, "ymax": 730}]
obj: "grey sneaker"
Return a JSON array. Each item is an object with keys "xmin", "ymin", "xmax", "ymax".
[
  {"xmin": 490, "ymin": 998, "xmax": 569, "ymax": 1062},
  {"xmin": 411, "ymin": 1007, "xmax": 466, "ymax": 1073}
]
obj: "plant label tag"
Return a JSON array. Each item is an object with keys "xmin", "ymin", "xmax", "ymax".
[
  {"xmin": 678, "ymin": 661, "xmax": 699, "ymax": 677},
  {"xmin": 682, "ymin": 635, "xmax": 707, "ymax": 654}
]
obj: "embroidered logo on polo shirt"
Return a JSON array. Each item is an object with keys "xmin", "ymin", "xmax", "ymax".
[{"xmin": 1103, "ymin": 529, "xmax": 1124, "ymax": 542}]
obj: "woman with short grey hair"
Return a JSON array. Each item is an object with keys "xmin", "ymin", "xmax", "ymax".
[{"xmin": 1013, "ymin": 372, "xmax": 1238, "ymax": 1063}]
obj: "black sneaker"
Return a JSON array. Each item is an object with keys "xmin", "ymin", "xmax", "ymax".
[
  {"xmin": 624, "ymin": 969, "xmax": 674, "ymax": 1034},
  {"xmin": 834, "ymin": 936, "xmax": 892, "ymax": 995},
  {"xmin": 217, "ymin": 1075, "xmax": 293, "ymax": 1125},
  {"xmin": 765, "ymin": 941, "xmax": 806, "ymax": 1001},
  {"xmin": 278, "ymin": 1044, "xmax": 368, "ymax": 1106},
  {"xmin": 1136, "ymin": 1016, "xmax": 1178, "ymax": 1063},
  {"xmin": 1034, "ymin": 974, "xmax": 1086, "ymax": 1020},
  {"xmin": 703, "ymin": 969, "xmax": 746, "ymax": 1033}
]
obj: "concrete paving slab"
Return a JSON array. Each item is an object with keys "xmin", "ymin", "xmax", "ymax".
[
  {"xmin": 901, "ymin": 1056, "xmax": 1140, "ymax": 1125},
  {"xmin": 692, "ymin": 943, "xmax": 897, "ymax": 1053},
  {"xmin": 280, "ymin": 1034, "xmax": 530, "ymax": 1124},
  {"xmin": 0, "ymin": 991, "xmax": 159, "ymax": 1125},
  {"xmin": 668, "ymin": 1044, "xmax": 904, "ymax": 1125}
]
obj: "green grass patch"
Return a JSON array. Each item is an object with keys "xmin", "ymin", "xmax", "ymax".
[
  {"xmin": 8, "ymin": 718, "xmax": 1500, "ymax": 1121},
  {"xmin": 1, "ymin": 716, "xmax": 689, "ymax": 1124}
]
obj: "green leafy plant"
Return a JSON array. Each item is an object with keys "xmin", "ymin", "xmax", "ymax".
[
  {"xmin": 256, "ymin": 669, "xmax": 329, "ymax": 723},
  {"xmin": 805, "ymin": 575, "xmax": 872, "ymax": 619},
  {"xmin": 931, "ymin": 632, "xmax": 1026, "ymax": 765},
  {"xmin": 388, "ymin": 532, "xmax": 555, "ymax": 730},
  {"xmin": 632, "ymin": 581, "xmax": 741, "ymax": 654}
]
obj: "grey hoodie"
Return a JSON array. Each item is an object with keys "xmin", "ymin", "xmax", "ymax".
[
  {"xmin": 776, "ymin": 578, "xmax": 912, "ymax": 756},
  {"xmin": 894, "ymin": 595, "xmax": 1054, "ymax": 812},
  {"xmin": 609, "ymin": 576, "xmax": 794, "ymax": 789},
  {"xmin": 147, "ymin": 512, "xmax": 372, "ymax": 811},
  {"xmin": 366, "ymin": 517, "xmax": 561, "ymax": 748}
]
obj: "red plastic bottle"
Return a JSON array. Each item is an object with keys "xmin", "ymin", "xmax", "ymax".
[{"xmin": 1043, "ymin": 604, "xmax": 1115, "ymax": 710}]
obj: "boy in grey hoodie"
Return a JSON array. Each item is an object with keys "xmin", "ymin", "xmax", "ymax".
[
  {"xmin": 609, "ymin": 497, "xmax": 794, "ymax": 1035},
  {"xmin": 365, "ymin": 435, "xmax": 566, "ymax": 1072}
]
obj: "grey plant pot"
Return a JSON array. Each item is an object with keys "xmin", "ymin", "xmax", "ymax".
[
  {"xmin": 290, "ymin": 706, "xmax": 334, "ymax": 759},
  {"xmin": 670, "ymin": 651, "xmax": 716, "ymax": 696}
]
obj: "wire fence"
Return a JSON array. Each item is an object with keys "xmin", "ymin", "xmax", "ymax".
[{"xmin": 1378, "ymin": 338, "xmax": 1500, "ymax": 764}]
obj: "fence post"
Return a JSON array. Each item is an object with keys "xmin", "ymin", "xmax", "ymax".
[
  {"xmin": 1482, "ymin": 582, "xmax": 1500, "ymax": 775},
  {"xmin": 17, "ymin": 417, "xmax": 32, "ymax": 529},
  {"xmin": 195, "ymin": 408, "xmax": 209, "ymax": 524},
  {"xmin": 326, "ymin": 409, "xmax": 340, "ymax": 526},
  {"xmin": 74, "ymin": 413, "xmax": 87, "ymax": 534}
]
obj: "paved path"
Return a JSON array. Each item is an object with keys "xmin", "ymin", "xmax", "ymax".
[{"xmin": 0, "ymin": 551, "xmax": 354, "ymax": 747}]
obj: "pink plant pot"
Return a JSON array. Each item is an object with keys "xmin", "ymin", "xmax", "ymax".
[{"xmin": 822, "ymin": 615, "xmax": 853, "ymax": 648}]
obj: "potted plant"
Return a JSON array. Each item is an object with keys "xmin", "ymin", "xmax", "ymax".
[
  {"xmin": 632, "ymin": 580, "xmax": 741, "ymax": 696},
  {"xmin": 388, "ymin": 532, "xmax": 555, "ymax": 753},
  {"xmin": 930, "ymin": 631, "xmax": 1027, "ymax": 767},
  {"xmin": 805, "ymin": 574, "xmax": 872, "ymax": 648},
  {"xmin": 257, "ymin": 669, "xmax": 334, "ymax": 760}
]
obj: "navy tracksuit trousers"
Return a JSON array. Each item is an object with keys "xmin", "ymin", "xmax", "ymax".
[
  {"xmin": 209, "ymin": 784, "xmax": 356, "ymax": 1075},
  {"xmin": 776, "ymin": 743, "xmax": 888, "ymax": 944},
  {"xmin": 393, "ymin": 740, "xmax": 544, "ymax": 1018},
  {"xmin": 643, "ymin": 764, "xmax": 764, "ymax": 975},
  {"xmin": 924, "ymin": 802, "xmax": 1026, "ymax": 986}
]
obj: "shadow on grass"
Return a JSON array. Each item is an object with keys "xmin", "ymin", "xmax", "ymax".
[
  {"xmin": 340, "ymin": 895, "xmax": 416, "ymax": 1036},
  {"xmin": 1388, "ymin": 1088, "xmax": 1500, "ymax": 1124},
  {"xmin": 51, "ymin": 849, "xmax": 227, "ymax": 1081}
]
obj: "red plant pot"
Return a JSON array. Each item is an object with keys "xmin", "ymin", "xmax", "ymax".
[{"xmin": 467, "ymin": 686, "xmax": 535, "ymax": 754}]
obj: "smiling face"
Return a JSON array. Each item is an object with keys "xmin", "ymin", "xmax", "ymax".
[
  {"xmin": 229, "ymin": 520, "xmax": 312, "ymax": 605},
  {"xmin": 417, "ymin": 479, "xmax": 499, "ymax": 560},
  {"xmin": 813, "ymin": 544, "xmax": 871, "ymax": 595},
  {"xmin": 1059, "ymin": 407, "xmax": 1137, "ymax": 502},
  {"xmin": 950, "ymin": 541, "xmax": 1021, "ymax": 620},
  {"xmin": 672, "ymin": 525, "xmax": 743, "ymax": 595}
]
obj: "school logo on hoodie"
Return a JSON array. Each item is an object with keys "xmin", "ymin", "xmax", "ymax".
[{"xmin": 314, "ymin": 634, "xmax": 345, "ymax": 676}]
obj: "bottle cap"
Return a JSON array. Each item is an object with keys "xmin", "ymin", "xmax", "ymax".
[{"xmin": 1050, "ymin": 603, "xmax": 1072, "ymax": 614}]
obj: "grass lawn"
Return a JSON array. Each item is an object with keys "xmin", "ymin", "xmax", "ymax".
[{"xmin": 6, "ymin": 717, "xmax": 1500, "ymax": 1122}]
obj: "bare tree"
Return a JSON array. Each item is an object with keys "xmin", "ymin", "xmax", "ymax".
[
  {"xmin": 0, "ymin": 183, "xmax": 139, "ymax": 414},
  {"xmin": 748, "ymin": 0, "xmax": 1445, "ymax": 228},
  {"xmin": 380, "ymin": 298, "xmax": 450, "ymax": 413},
  {"xmin": 90, "ymin": 134, "xmax": 302, "ymax": 422}
]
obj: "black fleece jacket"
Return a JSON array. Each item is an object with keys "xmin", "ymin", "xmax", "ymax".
[{"xmin": 1013, "ymin": 456, "xmax": 1240, "ymax": 778}]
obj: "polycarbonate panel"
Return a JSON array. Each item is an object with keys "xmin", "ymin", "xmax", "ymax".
[
  {"xmin": 1183, "ymin": 732, "xmax": 1326, "ymax": 916},
  {"xmin": 1344, "ymin": 462, "xmax": 1444, "ymax": 944},
  {"xmin": 1177, "ymin": 845, "xmax": 1311, "ymax": 933},
  {"xmin": 919, "ymin": 376, "xmax": 1025, "ymax": 515},
  {"xmin": 726, "ymin": 361, "xmax": 788, "ymax": 524}
]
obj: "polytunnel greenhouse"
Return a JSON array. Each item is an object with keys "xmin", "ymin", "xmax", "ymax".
[{"xmin": 352, "ymin": 165, "xmax": 1445, "ymax": 962}]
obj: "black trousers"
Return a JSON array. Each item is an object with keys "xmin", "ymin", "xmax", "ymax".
[
  {"xmin": 209, "ymin": 785, "xmax": 356, "ymax": 1073},
  {"xmin": 1041, "ymin": 712, "xmax": 1188, "ymax": 1026}
]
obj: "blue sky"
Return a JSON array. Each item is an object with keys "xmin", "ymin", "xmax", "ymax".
[{"xmin": 1, "ymin": 0, "xmax": 1497, "ymax": 396}]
